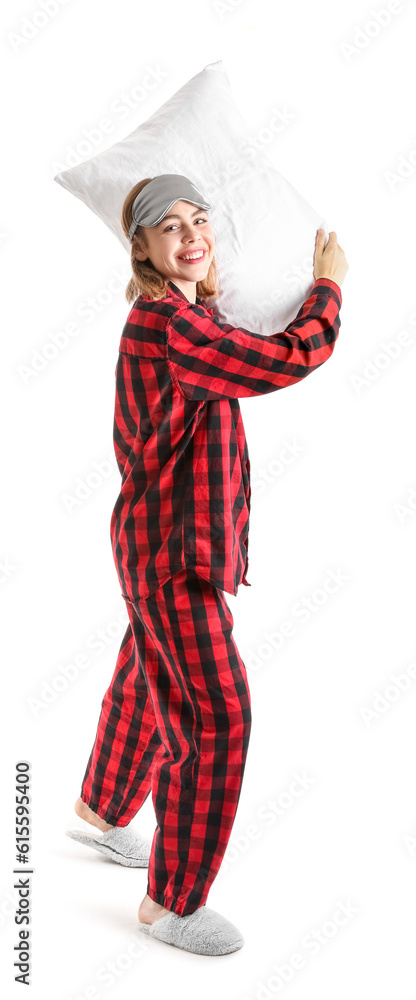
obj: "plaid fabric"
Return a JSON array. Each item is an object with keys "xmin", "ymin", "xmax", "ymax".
[
  {"xmin": 80, "ymin": 565, "xmax": 252, "ymax": 916},
  {"xmin": 110, "ymin": 277, "xmax": 342, "ymax": 602}
]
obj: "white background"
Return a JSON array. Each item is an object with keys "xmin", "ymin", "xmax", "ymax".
[{"xmin": 2, "ymin": 0, "xmax": 416, "ymax": 997}]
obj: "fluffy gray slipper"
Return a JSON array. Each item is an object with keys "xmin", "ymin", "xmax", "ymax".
[
  {"xmin": 138, "ymin": 905, "xmax": 244, "ymax": 955},
  {"xmin": 65, "ymin": 826, "xmax": 151, "ymax": 867}
]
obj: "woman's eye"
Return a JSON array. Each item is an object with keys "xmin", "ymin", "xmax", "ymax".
[{"xmin": 165, "ymin": 218, "xmax": 207, "ymax": 232}]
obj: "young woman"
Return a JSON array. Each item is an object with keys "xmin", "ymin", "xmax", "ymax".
[{"xmin": 66, "ymin": 174, "xmax": 348, "ymax": 956}]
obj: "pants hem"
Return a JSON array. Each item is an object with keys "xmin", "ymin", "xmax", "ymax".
[
  {"xmin": 147, "ymin": 885, "xmax": 205, "ymax": 917},
  {"xmin": 80, "ymin": 794, "xmax": 129, "ymax": 828}
]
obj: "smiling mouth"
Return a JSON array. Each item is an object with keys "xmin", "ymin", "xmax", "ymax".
[{"xmin": 176, "ymin": 249, "xmax": 207, "ymax": 262}]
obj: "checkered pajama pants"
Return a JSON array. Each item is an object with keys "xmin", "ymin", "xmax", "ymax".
[{"xmin": 80, "ymin": 566, "xmax": 252, "ymax": 917}]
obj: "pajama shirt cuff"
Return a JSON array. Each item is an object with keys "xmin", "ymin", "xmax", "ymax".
[{"xmin": 312, "ymin": 276, "xmax": 343, "ymax": 308}]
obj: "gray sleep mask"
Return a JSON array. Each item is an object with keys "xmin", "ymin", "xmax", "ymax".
[{"xmin": 128, "ymin": 173, "xmax": 211, "ymax": 241}]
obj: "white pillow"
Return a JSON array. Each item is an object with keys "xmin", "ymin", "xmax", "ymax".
[{"xmin": 54, "ymin": 60, "xmax": 329, "ymax": 334}]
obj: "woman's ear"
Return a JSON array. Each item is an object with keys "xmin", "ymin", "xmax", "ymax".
[{"xmin": 132, "ymin": 233, "xmax": 148, "ymax": 262}]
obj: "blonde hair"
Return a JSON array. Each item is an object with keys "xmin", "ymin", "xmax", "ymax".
[{"xmin": 121, "ymin": 178, "xmax": 219, "ymax": 304}]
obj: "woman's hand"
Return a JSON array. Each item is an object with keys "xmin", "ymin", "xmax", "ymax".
[{"xmin": 313, "ymin": 229, "xmax": 349, "ymax": 287}]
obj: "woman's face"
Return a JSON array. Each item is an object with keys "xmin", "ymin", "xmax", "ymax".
[{"xmin": 134, "ymin": 199, "xmax": 215, "ymax": 300}]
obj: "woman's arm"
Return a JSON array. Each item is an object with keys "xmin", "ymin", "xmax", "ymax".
[{"xmin": 166, "ymin": 277, "xmax": 342, "ymax": 402}]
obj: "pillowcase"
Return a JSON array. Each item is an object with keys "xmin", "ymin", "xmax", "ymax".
[{"xmin": 54, "ymin": 59, "xmax": 329, "ymax": 335}]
